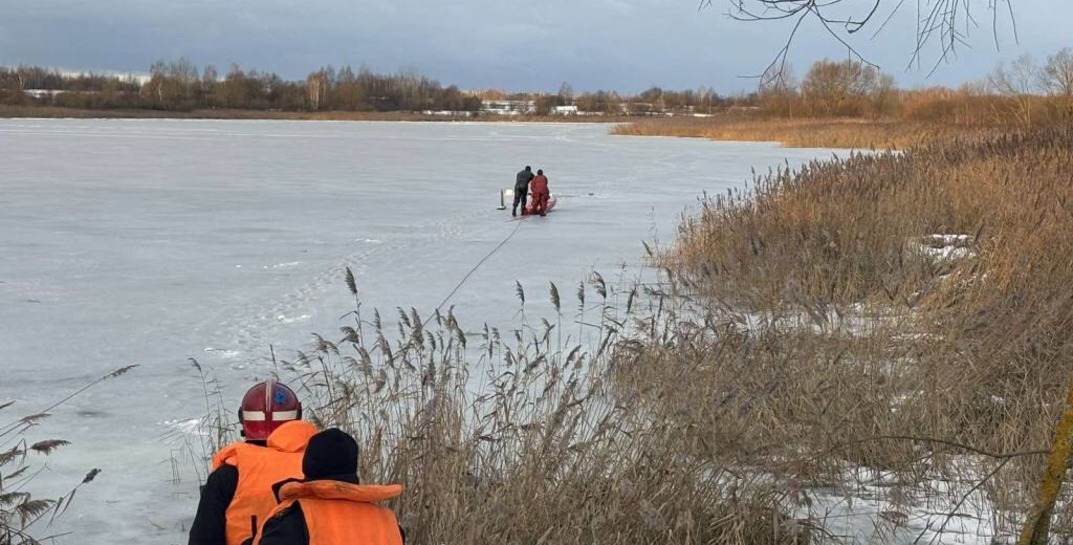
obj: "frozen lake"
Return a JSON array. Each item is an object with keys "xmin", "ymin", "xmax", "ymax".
[{"xmin": 0, "ymin": 119, "xmax": 839, "ymax": 543}]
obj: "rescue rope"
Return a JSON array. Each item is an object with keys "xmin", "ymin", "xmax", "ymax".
[{"xmin": 422, "ymin": 218, "xmax": 525, "ymax": 327}]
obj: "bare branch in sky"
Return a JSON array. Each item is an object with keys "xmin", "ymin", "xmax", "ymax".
[{"xmin": 703, "ymin": 0, "xmax": 1018, "ymax": 83}]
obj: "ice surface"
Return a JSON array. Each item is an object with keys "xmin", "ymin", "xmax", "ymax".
[{"xmin": 0, "ymin": 119, "xmax": 843, "ymax": 543}]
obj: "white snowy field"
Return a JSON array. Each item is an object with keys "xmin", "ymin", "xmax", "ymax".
[{"xmin": 0, "ymin": 119, "xmax": 842, "ymax": 543}]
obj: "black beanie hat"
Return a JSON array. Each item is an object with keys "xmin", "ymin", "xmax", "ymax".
[{"xmin": 303, "ymin": 428, "xmax": 360, "ymax": 483}]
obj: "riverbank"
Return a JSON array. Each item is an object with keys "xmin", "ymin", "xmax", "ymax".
[
  {"xmin": 612, "ymin": 114, "xmax": 1003, "ymax": 149},
  {"xmin": 643, "ymin": 123, "xmax": 1073, "ymax": 542}
]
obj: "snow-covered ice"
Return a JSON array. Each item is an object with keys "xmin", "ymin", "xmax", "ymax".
[{"xmin": 0, "ymin": 119, "xmax": 844, "ymax": 543}]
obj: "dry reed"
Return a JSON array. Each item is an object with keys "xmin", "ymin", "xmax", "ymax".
[
  {"xmin": 1, "ymin": 366, "xmax": 135, "ymax": 545},
  {"xmin": 267, "ymin": 125, "xmax": 1073, "ymax": 545}
]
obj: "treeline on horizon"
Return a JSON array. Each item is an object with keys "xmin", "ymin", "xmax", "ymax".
[
  {"xmin": 0, "ymin": 59, "xmax": 735, "ymax": 114},
  {"xmin": 3, "ymin": 50, "xmax": 1071, "ymax": 120},
  {"xmin": 750, "ymin": 47, "xmax": 1073, "ymax": 125},
  {"xmin": 0, "ymin": 60, "xmax": 481, "ymax": 112}
]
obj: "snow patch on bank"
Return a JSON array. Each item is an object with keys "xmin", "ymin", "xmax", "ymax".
[
  {"xmin": 802, "ymin": 464, "xmax": 1010, "ymax": 545},
  {"xmin": 911, "ymin": 234, "xmax": 977, "ymax": 262}
]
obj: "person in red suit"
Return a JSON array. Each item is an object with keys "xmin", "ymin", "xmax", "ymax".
[{"xmin": 529, "ymin": 169, "xmax": 550, "ymax": 216}]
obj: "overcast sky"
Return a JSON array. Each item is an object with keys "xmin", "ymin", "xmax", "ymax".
[{"xmin": 0, "ymin": 0, "xmax": 1068, "ymax": 93}]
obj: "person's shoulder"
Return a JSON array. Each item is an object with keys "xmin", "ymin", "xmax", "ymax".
[
  {"xmin": 211, "ymin": 440, "xmax": 263, "ymax": 469},
  {"xmin": 210, "ymin": 463, "xmax": 239, "ymax": 477},
  {"xmin": 205, "ymin": 463, "xmax": 239, "ymax": 489},
  {"xmin": 259, "ymin": 502, "xmax": 307, "ymax": 544}
]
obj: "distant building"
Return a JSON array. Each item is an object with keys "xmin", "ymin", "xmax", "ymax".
[
  {"xmin": 481, "ymin": 99, "xmax": 535, "ymax": 116},
  {"xmin": 622, "ymin": 102, "xmax": 665, "ymax": 116},
  {"xmin": 23, "ymin": 89, "xmax": 68, "ymax": 99},
  {"xmin": 552, "ymin": 105, "xmax": 579, "ymax": 116},
  {"xmin": 421, "ymin": 110, "xmax": 475, "ymax": 117}
]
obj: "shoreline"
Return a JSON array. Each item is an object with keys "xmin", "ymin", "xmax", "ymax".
[
  {"xmin": 0, "ymin": 105, "xmax": 632, "ymax": 123},
  {"xmin": 2, "ymin": 105, "xmax": 972, "ymax": 150}
]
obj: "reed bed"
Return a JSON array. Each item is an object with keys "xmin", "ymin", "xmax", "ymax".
[
  {"xmin": 257, "ymin": 272, "xmax": 814, "ymax": 545},
  {"xmin": 1, "ymin": 366, "xmax": 135, "ymax": 545},
  {"xmin": 253, "ymin": 126, "xmax": 1073, "ymax": 545},
  {"xmin": 613, "ymin": 116, "xmax": 952, "ymax": 149},
  {"xmin": 657, "ymin": 126, "xmax": 1073, "ymax": 540},
  {"xmin": 612, "ymin": 95, "xmax": 1073, "ymax": 150}
]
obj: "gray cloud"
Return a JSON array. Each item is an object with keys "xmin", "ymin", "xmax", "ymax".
[{"xmin": 0, "ymin": 0, "xmax": 1068, "ymax": 93}]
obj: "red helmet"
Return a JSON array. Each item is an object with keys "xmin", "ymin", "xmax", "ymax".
[{"xmin": 238, "ymin": 379, "xmax": 302, "ymax": 441}]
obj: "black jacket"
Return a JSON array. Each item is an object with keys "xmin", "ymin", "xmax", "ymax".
[
  {"xmin": 515, "ymin": 169, "xmax": 534, "ymax": 190},
  {"xmin": 189, "ymin": 464, "xmax": 239, "ymax": 545},
  {"xmin": 255, "ymin": 503, "xmax": 309, "ymax": 545}
]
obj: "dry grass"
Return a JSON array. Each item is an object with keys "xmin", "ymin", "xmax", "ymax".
[
  {"xmin": 613, "ymin": 115, "xmax": 994, "ymax": 149},
  {"xmin": 1, "ymin": 366, "xmax": 135, "ymax": 544},
  {"xmin": 253, "ymin": 125, "xmax": 1073, "ymax": 545},
  {"xmin": 270, "ymin": 279, "xmax": 814, "ymax": 545},
  {"xmin": 653, "ymin": 126, "xmax": 1073, "ymax": 539},
  {"xmin": 613, "ymin": 94, "xmax": 1073, "ymax": 149}
]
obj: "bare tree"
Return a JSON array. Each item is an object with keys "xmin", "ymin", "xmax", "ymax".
[
  {"xmin": 219, "ymin": 64, "xmax": 249, "ymax": 109},
  {"xmin": 988, "ymin": 53, "xmax": 1039, "ymax": 126},
  {"xmin": 1040, "ymin": 48, "xmax": 1073, "ymax": 97},
  {"xmin": 871, "ymin": 72, "xmax": 898, "ymax": 117},
  {"xmin": 800, "ymin": 58, "xmax": 886, "ymax": 116},
  {"xmin": 200, "ymin": 65, "xmax": 218, "ymax": 107},
  {"xmin": 306, "ymin": 70, "xmax": 330, "ymax": 111},
  {"xmin": 142, "ymin": 58, "xmax": 199, "ymax": 109},
  {"xmin": 705, "ymin": 0, "xmax": 1018, "ymax": 81},
  {"xmin": 557, "ymin": 82, "xmax": 574, "ymax": 105}
]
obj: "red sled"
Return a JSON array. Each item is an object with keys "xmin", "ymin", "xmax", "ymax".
[{"xmin": 522, "ymin": 195, "xmax": 557, "ymax": 216}]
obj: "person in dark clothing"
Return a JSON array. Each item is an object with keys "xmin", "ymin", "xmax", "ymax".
[
  {"xmin": 190, "ymin": 464, "xmax": 240, "ymax": 545},
  {"xmin": 254, "ymin": 429, "xmax": 405, "ymax": 545},
  {"xmin": 512, "ymin": 165, "xmax": 534, "ymax": 217}
]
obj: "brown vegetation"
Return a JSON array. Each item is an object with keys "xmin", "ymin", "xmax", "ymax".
[
  {"xmin": 0, "ymin": 62, "xmax": 481, "ymax": 113},
  {"xmin": 0, "ymin": 61, "xmax": 734, "ymax": 118},
  {"xmin": 264, "ymin": 121, "xmax": 1073, "ymax": 545},
  {"xmin": 614, "ymin": 115, "xmax": 966, "ymax": 149},
  {"xmin": 269, "ymin": 277, "xmax": 817, "ymax": 545},
  {"xmin": 615, "ymin": 54, "xmax": 1073, "ymax": 149},
  {"xmin": 613, "ymin": 92, "xmax": 1071, "ymax": 149},
  {"xmin": 659, "ymin": 125, "xmax": 1073, "ymax": 541}
]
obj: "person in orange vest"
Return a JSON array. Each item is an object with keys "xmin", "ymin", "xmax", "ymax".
[
  {"xmin": 189, "ymin": 380, "xmax": 317, "ymax": 545},
  {"xmin": 254, "ymin": 428, "xmax": 405, "ymax": 545},
  {"xmin": 529, "ymin": 169, "xmax": 550, "ymax": 216}
]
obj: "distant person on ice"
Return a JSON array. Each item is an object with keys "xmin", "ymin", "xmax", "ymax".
[
  {"xmin": 254, "ymin": 428, "xmax": 406, "ymax": 545},
  {"xmin": 512, "ymin": 165, "xmax": 534, "ymax": 217},
  {"xmin": 530, "ymin": 169, "xmax": 550, "ymax": 216},
  {"xmin": 189, "ymin": 380, "xmax": 316, "ymax": 545}
]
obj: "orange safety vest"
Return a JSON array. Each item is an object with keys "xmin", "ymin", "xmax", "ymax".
[
  {"xmin": 256, "ymin": 480, "xmax": 404, "ymax": 545},
  {"xmin": 211, "ymin": 420, "xmax": 317, "ymax": 545}
]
